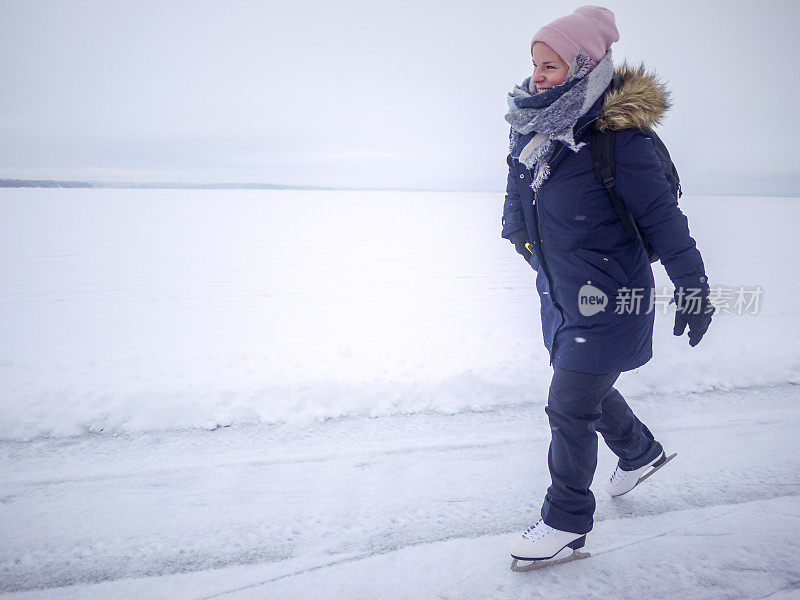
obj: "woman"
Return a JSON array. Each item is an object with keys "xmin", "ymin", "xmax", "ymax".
[{"xmin": 501, "ymin": 6, "xmax": 714, "ymax": 564}]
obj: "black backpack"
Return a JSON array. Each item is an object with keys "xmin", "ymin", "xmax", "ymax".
[{"xmin": 590, "ymin": 126, "xmax": 681, "ymax": 263}]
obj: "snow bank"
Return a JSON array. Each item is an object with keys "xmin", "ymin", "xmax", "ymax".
[{"xmin": 1, "ymin": 190, "xmax": 798, "ymax": 440}]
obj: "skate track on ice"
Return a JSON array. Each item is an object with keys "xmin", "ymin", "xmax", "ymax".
[{"xmin": 2, "ymin": 382, "xmax": 800, "ymax": 599}]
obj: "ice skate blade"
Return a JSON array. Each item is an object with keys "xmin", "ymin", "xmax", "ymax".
[
  {"xmin": 636, "ymin": 452, "xmax": 677, "ymax": 485},
  {"xmin": 510, "ymin": 550, "xmax": 590, "ymax": 572},
  {"xmin": 610, "ymin": 452, "xmax": 677, "ymax": 498}
]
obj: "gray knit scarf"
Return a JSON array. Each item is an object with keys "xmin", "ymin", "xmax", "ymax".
[{"xmin": 505, "ymin": 51, "xmax": 614, "ymax": 192}]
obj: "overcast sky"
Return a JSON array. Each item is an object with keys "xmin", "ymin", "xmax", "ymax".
[{"xmin": 1, "ymin": 0, "xmax": 799, "ymax": 193}]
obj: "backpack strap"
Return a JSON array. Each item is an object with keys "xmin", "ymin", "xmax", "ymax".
[
  {"xmin": 646, "ymin": 130, "xmax": 682, "ymax": 199},
  {"xmin": 590, "ymin": 128, "xmax": 643, "ymax": 243}
]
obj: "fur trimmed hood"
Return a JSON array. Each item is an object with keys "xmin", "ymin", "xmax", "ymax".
[{"xmin": 595, "ymin": 63, "xmax": 671, "ymax": 132}]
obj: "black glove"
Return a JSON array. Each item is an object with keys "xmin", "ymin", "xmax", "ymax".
[
  {"xmin": 673, "ymin": 289, "xmax": 715, "ymax": 347},
  {"xmin": 508, "ymin": 230, "xmax": 532, "ymax": 264}
]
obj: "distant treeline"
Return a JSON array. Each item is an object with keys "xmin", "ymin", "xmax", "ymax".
[
  {"xmin": 0, "ymin": 179, "xmax": 336, "ymax": 190},
  {"xmin": 2, "ymin": 179, "xmax": 96, "ymax": 188}
]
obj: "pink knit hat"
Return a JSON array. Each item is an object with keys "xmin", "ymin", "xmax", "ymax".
[{"xmin": 531, "ymin": 5, "xmax": 619, "ymax": 67}]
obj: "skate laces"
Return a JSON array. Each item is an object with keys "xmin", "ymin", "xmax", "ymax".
[
  {"xmin": 609, "ymin": 465, "xmax": 630, "ymax": 486},
  {"xmin": 521, "ymin": 520, "xmax": 553, "ymax": 541}
]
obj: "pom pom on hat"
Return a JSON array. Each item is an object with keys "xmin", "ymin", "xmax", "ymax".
[{"xmin": 531, "ymin": 5, "xmax": 619, "ymax": 67}]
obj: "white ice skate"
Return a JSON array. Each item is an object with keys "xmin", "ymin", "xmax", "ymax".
[
  {"xmin": 604, "ymin": 451, "xmax": 677, "ymax": 498},
  {"xmin": 510, "ymin": 520, "xmax": 590, "ymax": 572}
]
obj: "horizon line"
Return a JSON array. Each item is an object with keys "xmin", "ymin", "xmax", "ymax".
[
  {"xmin": 1, "ymin": 178, "xmax": 798, "ymax": 199},
  {"xmin": 0, "ymin": 177, "xmax": 485, "ymax": 193}
]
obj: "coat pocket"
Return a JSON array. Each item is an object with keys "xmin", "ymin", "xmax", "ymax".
[{"xmin": 574, "ymin": 248, "xmax": 629, "ymax": 287}]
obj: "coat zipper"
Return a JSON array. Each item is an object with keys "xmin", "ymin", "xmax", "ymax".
[
  {"xmin": 527, "ymin": 169, "xmax": 561, "ymax": 365},
  {"xmin": 527, "ymin": 117, "xmax": 598, "ymax": 365}
]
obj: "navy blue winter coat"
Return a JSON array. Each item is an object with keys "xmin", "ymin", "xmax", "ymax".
[{"xmin": 502, "ymin": 66, "xmax": 708, "ymax": 374}]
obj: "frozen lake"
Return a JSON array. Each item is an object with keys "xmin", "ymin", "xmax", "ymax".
[
  {"xmin": 1, "ymin": 189, "xmax": 800, "ymax": 598},
  {"xmin": 1, "ymin": 189, "xmax": 798, "ymax": 439}
]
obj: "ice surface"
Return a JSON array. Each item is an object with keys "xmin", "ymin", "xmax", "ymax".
[
  {"xmin": 1, "ymin": 384, "xmax": 799, "ymax": 598},
  {"xmin": 1, "ymin": 189, "xmax": 799, "ymax": 598},
  {"xmin": 1, "ymin": 190, "xmax": 798, "ymax": 439}
]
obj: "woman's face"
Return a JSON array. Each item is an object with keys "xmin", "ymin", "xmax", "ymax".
[{"xmin": 531, "ymin": 42, "xmax": 569, "ymax": 93}]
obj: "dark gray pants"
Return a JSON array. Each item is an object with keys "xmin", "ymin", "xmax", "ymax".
[{"xmin": 540, "ymin": 367, "xmax": 663, "ymax": 534}]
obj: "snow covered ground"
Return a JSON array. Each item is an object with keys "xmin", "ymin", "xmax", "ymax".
[{"xmin": 1, "ymin": 189, "xmax": 800, "ymax": 598}]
